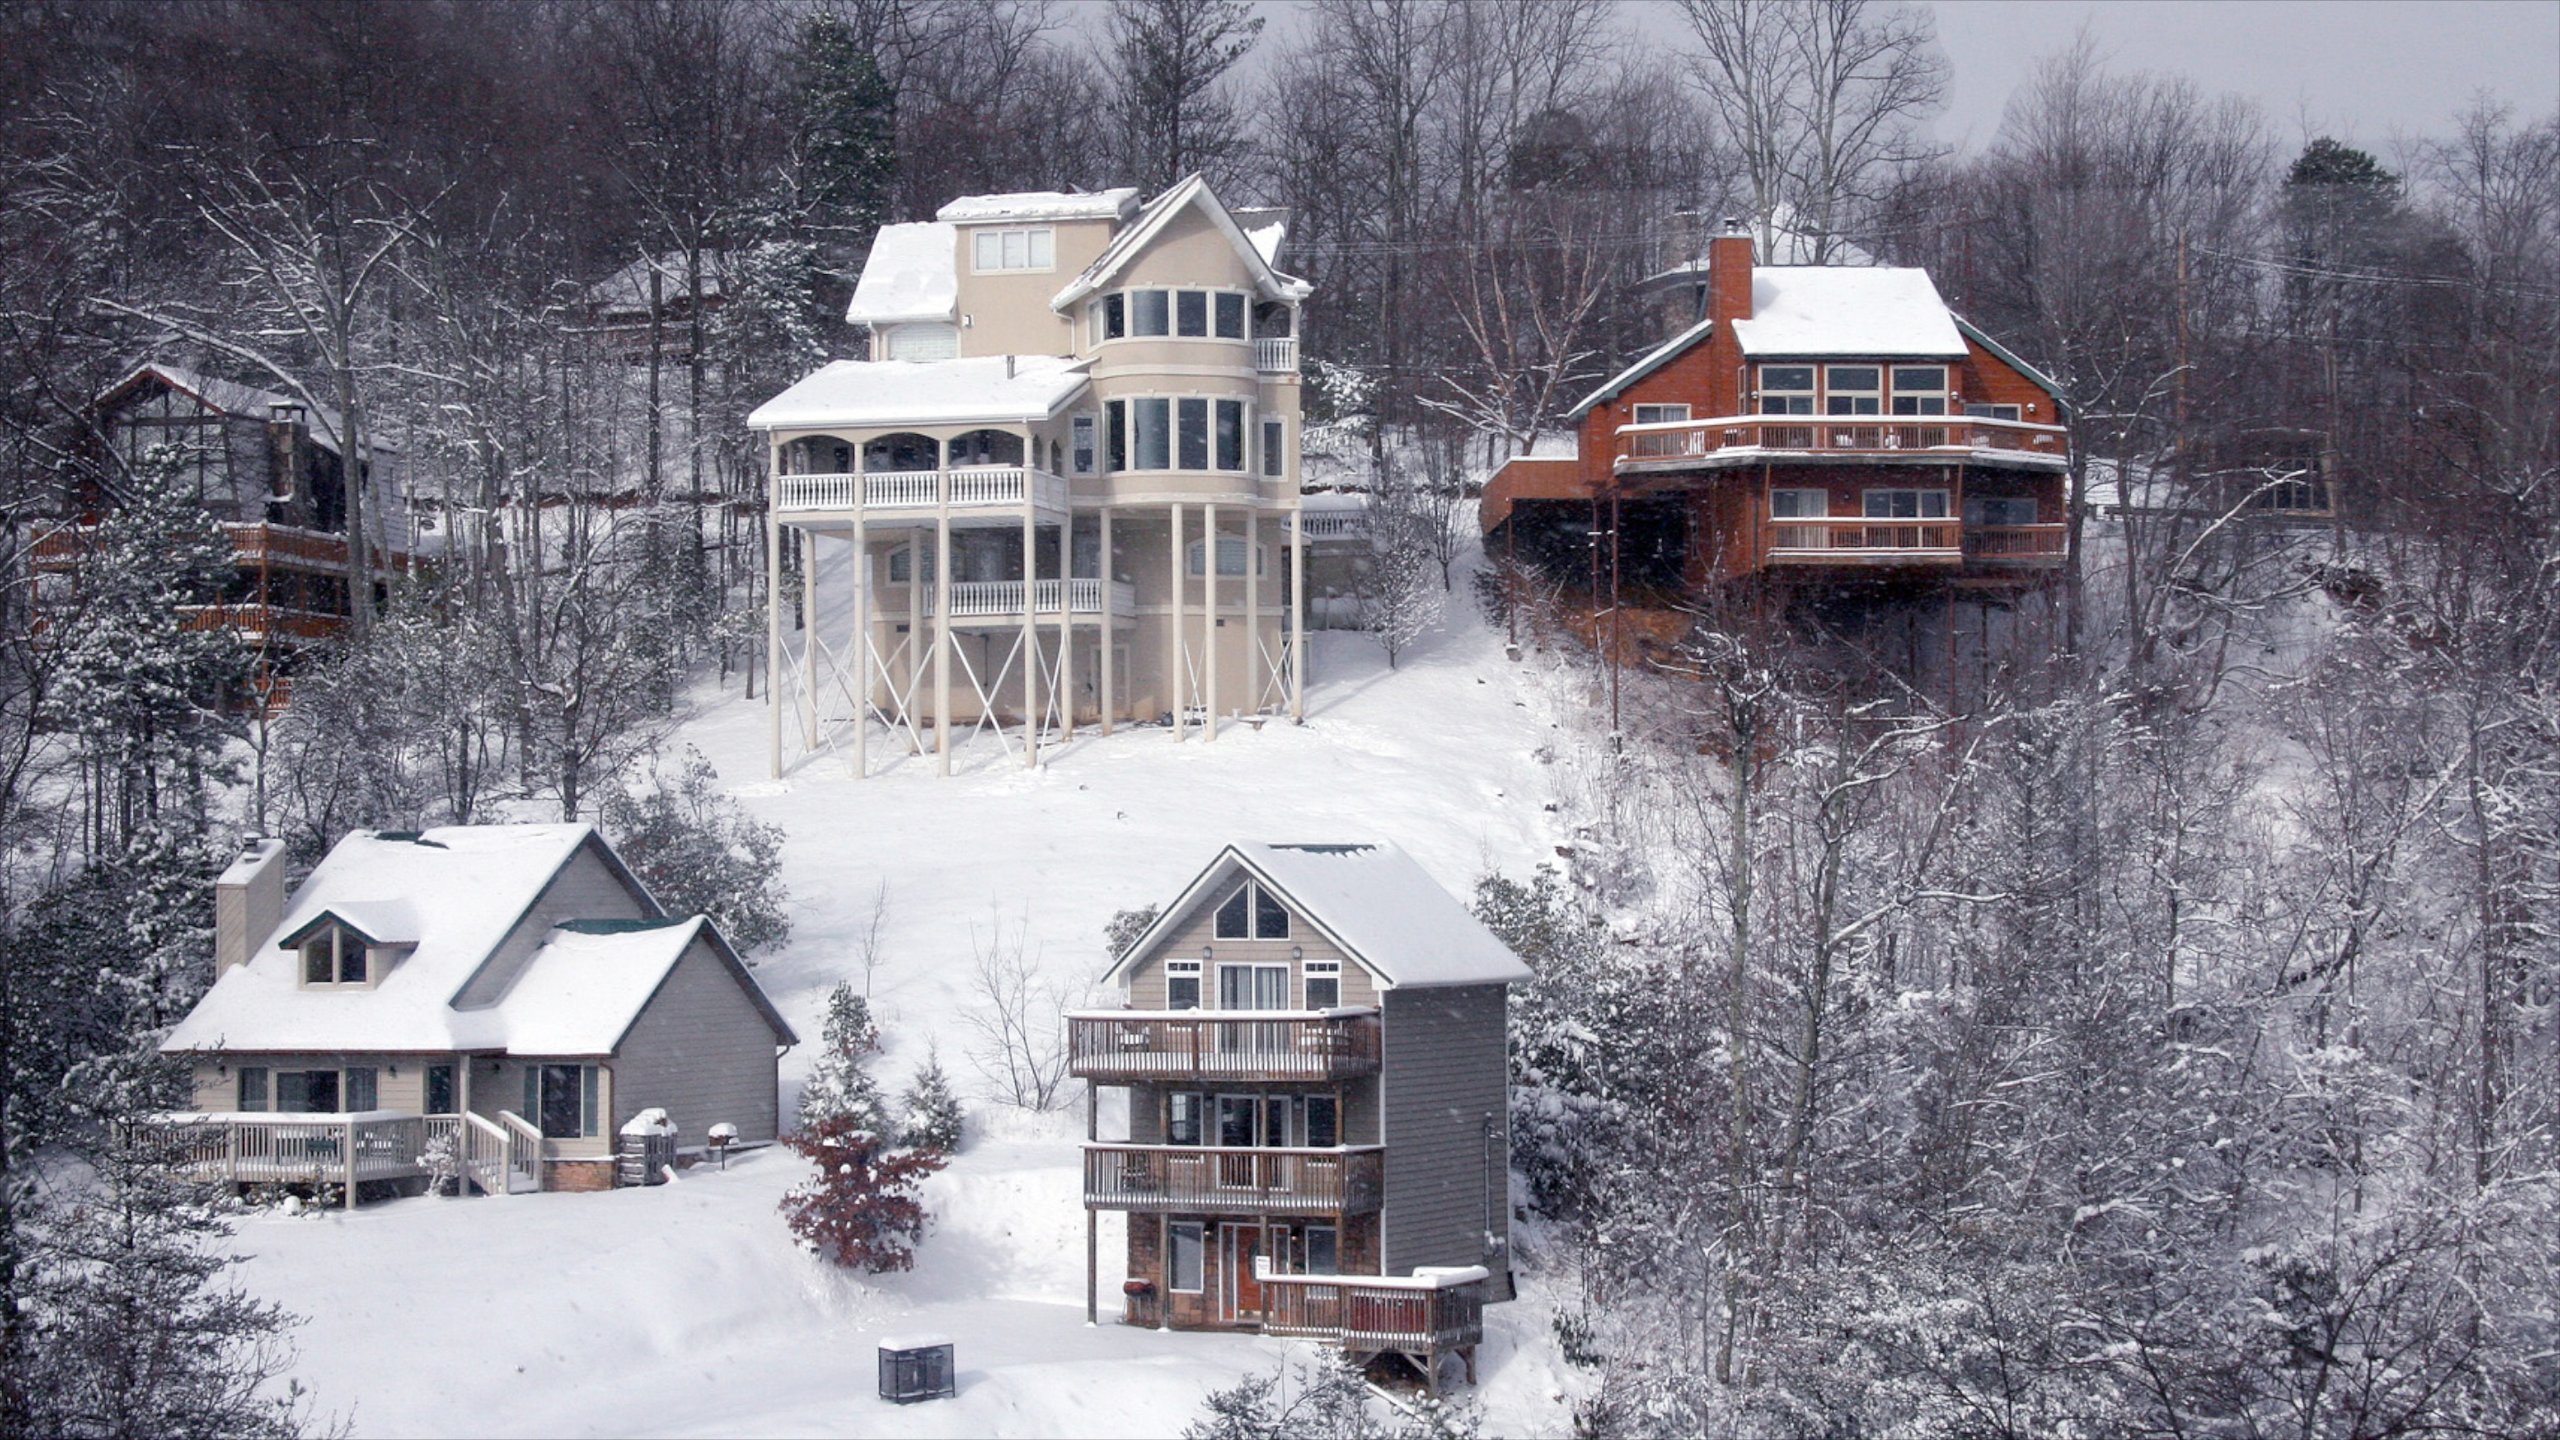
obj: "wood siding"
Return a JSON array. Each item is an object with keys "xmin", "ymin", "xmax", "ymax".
[
  {"xmin": 1124, "ymin": 880, "xmax": 1382, "ymax": 1009},
  {"xmin": 1377, "ymin": 985, "xmax": 1514, "ymax": 1299},
  {"xmin": 609, "ymin": 936, "xmax": 783, "ymax": 1149}
]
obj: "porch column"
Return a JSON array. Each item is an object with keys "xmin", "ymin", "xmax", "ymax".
[
  {"xmin": 766, "ymin": 478, "xmax": 782, "ymax": 778},
  {"xmin": 1168, "ymin": 504, "xmax": 1185, "ymax": 739},
  {"xmin": 1099, "ymin": 506, "xmax": 1115, "ymax": 735},
  {"xmin": 935, "ymin": 515, "xmax": 952, "ymax": 777},
  {"xmin": 851, "ymin": 513, "xmax": 868, "ymax": 779},
  {"xmin": 1245, "ymin": 507, "xmax": 1260, "ymax": 713},
  {"xmin": 1058, "ymin": 518, "xmax": 1075, "ymax": 740},
  {"xmin": 906, "ymin": 532, "xmax": 922, "ymax": 753},
  {"xmin": 1290, "ymin": 506, "xmax": 1306, "ymax": 722},
  {"xmin": 1202, "ymin": 502, "xmax": 1219, "ymax": 740},
  {"xmin": 1022, "ymin": 488, "xmax": 1038, "ymax": 769},
  {"xmin": 800, "ymin": 530, "xmax": 818, "ymax": 749}
]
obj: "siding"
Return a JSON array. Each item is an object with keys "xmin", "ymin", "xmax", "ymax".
[
  {"xmin": 608, "ymin": 936, "xmax": 783, "ymax": 1149},
  {"xmin": 1377, "ymin": 984, "xmax": 1514, "ymax": 1299},
  {"xmin": 1124, "ymin": 884, "xmax": 1381, "ymax": 1010},
  {"xmin": 451, "ymin": 839, "xmax": 653, "ymax": 1008},
  {"xmin": 190, "ymin": 1053, "xmax": 432, "ymax": 1113}
]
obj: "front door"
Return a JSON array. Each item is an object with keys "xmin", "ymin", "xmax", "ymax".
[{"xmin": 1221, "ymin": 1222, "xmax": 1266, "ymax": 1324}]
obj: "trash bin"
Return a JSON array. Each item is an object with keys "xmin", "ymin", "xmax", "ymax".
[
  {"xmin": 877, "ymin": 1334, "xmax": 955, "ymax": 1404},
  {"xmin": 616, "ymin": 1108, "xmax": 678, "ymax": 1187}
]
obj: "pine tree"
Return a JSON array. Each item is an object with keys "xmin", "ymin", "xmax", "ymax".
[
  {"xmin": 794, "ymin": 11, "xmax": 896, "ymax": 246},
  {"xmin": 777, "ymin": 1115, "xmax": 946, "ymax": 1273},
  {"xmin": 899, "ymin": 1050, "xmax": 964, "ymax": 1156},
  {"xmin": 602, "ymin": 747, "xmax": 792, "ymax": 955},
  {"xmin": 795, "ymin": 983, "xmax": 888, "ymax": 1135}
]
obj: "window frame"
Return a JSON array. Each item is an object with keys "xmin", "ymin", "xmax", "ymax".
[
  {"xmin": 1631, "ymin": 403, "xmax": 1692, "ymax": 426},
  {"xmin": 237, "ymin": 1065, "xmax": 270, "ymax": 1112},
  {"xmin": 970, "ymin": 226, "xmax": 1056, "ymax": 274},
  {"xmin": 1217, "ymin": 962, "xmax": 1290, "ymax": 1012},
  {"xmin": 1214, "ymin": 292, "xmax": 1245, "ymax": 339},
  {"xmin": 1133, "ymin": 289, "xmax": 1171, "ymax": 337},
  {"xmin": 1167, "ymin": 1091, "xmax": 1205, "ymax": 1145},
  {"xmin": 1964, "ymin": 402, "xmax": 2022, "ymax": 421},
  {"xmin": 1770, "ymin": 487, "xmax": 1829, "ymax": 520},
  {"xmin": 1825, "ymin": 365, "xmax": 1882, "ymax": 416},
  {"xmin": 1889, "ymin": 365, "xmax": 1949, "ymax": 416},
  {"xmin": 1261, "ymin": 418, "xmax": 1286, "ymax": 478},
  {"xmin": 1862, "ymin": 487, "xmax": 1950, "ymax": 520},
  {"xmin": 1071, "ymin": 414, "xmax": 1097, "ymax": 476},
  {"xmin": 298, "ymin": 925, "xmax": 374, "ymax": 988},
  {"xmin": 1302, "ymin": 959, "xmax": 1341, "ymax": 1010},
  {"xmin": 525, "ymin": 1062, "xmax": 601, "ymax": 1140},
  {"xmin": 1164, "ymin": 958, "xmax": 1202, "ymax": 1011},
  {"xmin": 1758, "ymin": 366, "xmax": 1815, "ymax": 415},
  {"xmin": 1175, "ymin": 290, "xmax": 1209, "ymax": 338},
  {"xmin": 1169, "ymin": 1222, "xmax": 1205, "ymax": 1292}
]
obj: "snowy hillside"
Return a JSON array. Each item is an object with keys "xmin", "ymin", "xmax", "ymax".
[{"xmin": 229, "ymin": 592, "xmax": 1588, "ymax": 1438}]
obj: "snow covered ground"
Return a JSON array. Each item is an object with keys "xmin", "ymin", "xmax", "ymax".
[{"xmin": 230, "ymin": 586, "xmax": 1590, "ymax": 1438}]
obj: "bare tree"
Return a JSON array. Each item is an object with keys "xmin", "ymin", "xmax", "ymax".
[
  {"xmin": 960, "ymin": 908, "xmax": 1073, "ymax": 1111},
  {"xmin": 1103, "ymin": 0, "xmax": 1263, "ymax": 191}
]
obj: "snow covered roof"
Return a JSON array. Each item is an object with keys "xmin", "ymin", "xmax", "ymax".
[
  {"xmin": 163, "ymin": 825, "xmax": 794, "ymax": 1057},
  {"xmin": 101, "ymin": 362, "xmax": 393, "ymax": 457},
  {"xmin": 935, "ymin": 189, "xmax": 1139, "ymax": 224},
  {"xmin": 1731, "ymin": 267, "xmax": 1967, "ymax": 358},
  {"xmin": 747, "ymin": 356, "xmax": 1088, "ymax": 431},
  {"xmin": 846, "ymin": 222, "xmax": 959, "ymax": 325},
  {"xmin": 1052, "ymin": 174, "xmax": 1312, "ymax": 310},
  {"xmin": 583, "ymin": 251, "xmax": 730, "ymax": 314},
  {"xmin": 1108, "ymin": 842, "xmax": 1532, "ymax": 991},
  {"xmin": 1230, "ymin": 206, "xmax": 1290, "ymax": 265},
  {"xmin": 1300, "ymin": 491, "xmax": 1367, "ymax": 514},
  {"xmin": 278, "ymin": 898, "xmax": 420, "ymax": 949}
]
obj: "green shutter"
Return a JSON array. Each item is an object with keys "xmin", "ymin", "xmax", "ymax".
[{"xmin": 581, "ymin": 1066, "xmax": 599, "ymax": 1138}]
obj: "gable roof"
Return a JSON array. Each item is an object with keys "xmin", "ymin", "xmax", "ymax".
[
  {"xmin": 1568, "ymin": 315, "xmax": 1716, "ymax": 419},
  {"xmin": 746, "ymin": 355, "xmax": 1089, "ymax": 431},
  {"xmin": 488, "ymin": 917, "xmax": 795, "ymax": 1055},
  {"xmin": 98, "ymin": 362, "xmax": 394, "ymax": 457},
  {"xmin": 1050, "ymin": 174, "xmax": 1312, "ymax": 310},
  {"xmin": 845, "ymin": 222, "xmax": 959, "ymax": 326},
  {"xmin": 1955, "ymin": 317, "xmax": 2068, "ymax": 412},
  {"xmin": 1730, "ymin": 266, "xmax": 1968, "ymax": 358},
  {"xmin": 1106, "ymin": 842, "xmax": 1531, "ymax": 991}
]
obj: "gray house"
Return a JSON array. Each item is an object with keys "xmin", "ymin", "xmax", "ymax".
[
  {"xmin": 1069, "ymin": 841, "xmax": 1527, "ymax": 1391},
  {"xmin": 160, "ymin": 824, "xmax": 796, "ymax": 1202}
]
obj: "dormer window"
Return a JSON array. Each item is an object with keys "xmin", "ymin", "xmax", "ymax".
[
  {"xmin": 972, "ymin": 226, "xmax": 1054, "ymax": 272},
  {"xmin": 1214, "ymin": 880, "xmax": 1289, "ymax": 940},
  {"xmin": 301, "ymin": 927, "xmax": 370, "ymax": 986}
]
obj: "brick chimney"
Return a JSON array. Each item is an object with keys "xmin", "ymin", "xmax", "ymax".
[
  {"xmin": 215, "ymin": 837, "xmax": 287, "ymax": 980},
  {"xmin": 1707, "ymin": 217, "xmax": 1755, "ymax": 325}
]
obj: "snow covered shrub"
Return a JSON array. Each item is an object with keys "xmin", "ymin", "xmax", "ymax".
[
  {"xmin": 1181, "ymin": 1355, "xmax": 1477, "ymax": 1440},
  {"xmin": 899, "ymin": 1050, "xmax": 965, "ymax": 1155},
  {"xmin": 777, "ymin": 1115, "xmax": 946, "ymax": 1273},
  {"xmin": 603, "ymin": 747, "xmax": 791, "ymax": 955},
  {"xmin": 797, "ymin": 984, "xmax": 889, "ymax": 1135},
  {"xmin": 1104, "ymin": 904, "xmax": 1159, "ymax": 960}
]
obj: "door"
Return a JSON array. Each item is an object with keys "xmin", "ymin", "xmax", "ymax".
[
  {"xmin": 1216, "ymin": 963, "xmax": 1290, "ymax": 1063},
  {"xmin": 1220, "ymin": 1222, "xmax": 1266, "ymax": 1324}
]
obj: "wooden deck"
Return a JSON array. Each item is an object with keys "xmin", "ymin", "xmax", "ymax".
[
  {"xmin": 1082, "ymin": 1143, "xmax": 1385, "ymax": 1214},
  {"xmin": 149, "ymin": 1110, "xmax": 542, "ymax": 1206},
  {"xmin": 1066, "ymin": 1009, "xmax": 1382, "ymax": 1083}
]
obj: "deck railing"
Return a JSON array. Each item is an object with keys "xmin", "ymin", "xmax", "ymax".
[
  {"xmin": 915, "ymin": 578, "xmax": 1137, "ymax": 618},
  {"xmin": 1618, "ymin": 413, "xmax": 2067, "ymax": 467},
  {"xmin": 772, "ymin": 465, "xmax": 1068, "ymax": 515},
  {"xmin": 1083, "ymin": 1143, "xmax": 1385, "ymax": 1214},
  {"xmin": 1764, "ymin": 518, "xmax": 1963, "ymax": 560},
  {"xmin": 1254, "ymin": 337, "xmax": 1300, "ymax": 373},
  {"xmin": 179, "ymin": 603, "xmax": 345, "ymax": 642},
  {"xmin": 1962, "ymin": 523, "xmax": 2068, "ymax": 560},
  {"xmin": 1298, "ymin": 511, "xmax": 1366, "ymax": 541},
  {"xmin": 498, "ymin": 1110, "xmax": 544, "ymax": 1194},
  {"xmin": 1068, "ymin": 1009, "xmax": 1382, "ymax": 1081},
  {"xmin": 1257, "ymin": 1266, "xmax": 1488, "ymax": 1354}
]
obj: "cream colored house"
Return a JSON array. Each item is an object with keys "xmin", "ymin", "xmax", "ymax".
[
  {"xmin": 159, "ymin": 827, "xmax": 796, "ymax": 1204},
  {"xmin": 749, "ymin": 177, "xmax": 1312, "ymax": 777}
]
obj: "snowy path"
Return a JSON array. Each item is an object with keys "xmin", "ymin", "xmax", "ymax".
[{"xmin": 233, "ymin": 592, "xmax": 1588, "ymax": 1437}]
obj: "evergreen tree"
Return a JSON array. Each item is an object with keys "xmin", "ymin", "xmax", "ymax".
[
  {"xmin": 777, "ymin": 1113, "xmax": 946, "ymax": 1274},
  {"xmin": 795, "ymin": 983, "xmax": 888, "ymax": 1135},
  {"xmin": 1106, "ymin": 0, "xmax": 1263, "ymax": 191},
  {"xmin": 602, "ymin": 747, "xmax": 792, "ymax": 955},
  {"xmin": 899, "ymin": 1050, "xmax": 964, "ymax": 1156},
  {"xmin": 794, "ymin": 11, "xmax": 896, "ymax": 246}
]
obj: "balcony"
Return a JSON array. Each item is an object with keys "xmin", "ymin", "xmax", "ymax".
[
  {"xmin": 1297, "ymin": 511, "xmax": 1366, "ymax": 543},
  {"xmin": 180, "ymin": 602, "xmax": 346, "ymax": 643},
  {"xmin": 1962, "ymin": 523, "xmax": 2069, "ymax": 566},
  {"xmin": 773, "ymin": 465, "xmax": 1068, "ymax": 518},
  {"xmin": 1253, "ymin": 337, "xmax": 1299, "ymax": 373},
  {"xmin": 1083, "ymin": 1143, "xmax": 1385, "ymax": 1214},
  {"xmin": 1257, "ymin": 1266, "xmax": 1487, "ymax": 1355},
  {"xmin": 1619, "ymin": 414, "xmax": 2068, "ymax": 472},
  {"xmin": 1765, "ymin": 517, "xmax": 1963, "ymax": 566},
  {"xmin": 896, "ymin": 578, "xmax": 1137, "ymax": 620},
  {"xmin": 1067, "ymin": 1009, "xmax": 1382, "ymax": 1082}
]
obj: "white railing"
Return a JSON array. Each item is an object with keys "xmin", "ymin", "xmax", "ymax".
[
  {"xmin": 774, "ymin": 466, "xmax": 1068, "ymax": 514},
  {"xmin": 151, "ymin": 1112, "xmax": 437, "ymax": 1201},
  {"xmin": 916, "ymin": 578, "xmax": 1135, "ymax": 618},
  {"xmin": 463, "ymin": 1111, "xmax": 513, "ymax": 1196},
  {"xmin": 1254, "ymin": 337, "xmax": 1299, "ymax": 373},
  {"xmin": 498, "ymin": 1110, "xmax": 543, "ymax": 1194},
  {"xmin": 1617, "ymin": 413, "xmax": 2069, "ymax": 466},
  {"xmin": 1299, "ymin": 511, "xmax": 1365, "ymax": 540}
]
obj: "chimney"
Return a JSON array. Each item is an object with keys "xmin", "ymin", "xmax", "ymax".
[
  {"xmin": 215, "ymin": 837, "xmax": 288, "ymax": 980},
  {"xmin": 1708, "ymin": 217, "xmax": 1755, "ymax": 325}
]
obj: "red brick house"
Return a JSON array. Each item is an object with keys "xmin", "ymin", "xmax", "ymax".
[{"xmin": 1484, "ymin": 223, "xmax": 2070, "ymax": 600}]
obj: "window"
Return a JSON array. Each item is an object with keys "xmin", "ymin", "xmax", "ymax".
[
  {"xmin": 1863, "ymin": 488, "xmax": 1949, "ymax": 519},
  {"xmin": 1176, "ymin": 290, "xmax": 1208, "ymax": 337},
  {"xmin": 345, "ymin": 1066, "xmax": 378, "ymax": 1112},
  {"xmin": 1177, "ymin": 398, "xmax": 1210, "ymax": 471},
  {"xmin": 1167, "ymin": 1091, "xmax": 1205, "ymax": 1144},
  {"xmin": 1825, "ymin": 366, "xmax": 1881, "ymax": 415},
  {"xmin": 1134, "ymin": 289, "xmax": 1171, "ymax": 337},
  {"xmin": 1759, "ymin": 366, "xmax": 1815, "ymax": 414},
  {"xmin": 1165, "ymin": 958, "xmax": 1202, "ymax": 1011},
  {"xmin": 300, "ymin": 926, "xmax": 370, "ymax": 986},
  {"xmin": 1071, "ymin": 415, "xmax": 1097, "ymax": 475},
  {"xmin": 972, "ymin": 226, "xmax": 1055, "ymax": 272},
  {"xmin": 1303, "ymin": 960, "xmax": 1341, "ymax": 1009},
  {"xmin": 1262, "ymin": 419, "xmax": 1285, "ymax": 477},
  {"xmin": 1215, "ymin": 293, "xmax": 1245, "ymax": 338},
  {"xmin": 1218, "ymin": 963, "xmax": 1289, "ymax": 1011},
  {"xmin": 237, "ymin": 1065, "xmax": 270, "ymax": 1112},
  {"xmin": 1106, "ymin": 400, "xmax": 1127, "ymax": 471},
  {"xmin": 1098, "ymin": 295, "xmax": 1126, "ymax": 343},
  {"xmin": 1303, "ymin": 1225, "xmax": 1339, "ymax": 1276},
  {"xmin": 1170, "ymin": 1223, "xmax": 1205, "ymax": 1292},
  {"xmin": 1135, "ymin": 398, "xmax": 1171, "ymax": 470},
  {"xmin": 1216, "ymin": 880, "xmax": 1289, "ymax": 937},
  {"xmin": 426, "ymin": 1064, "xmax": 456, "ymax": 1115},
  {"xmin": 1966, "ymin": 495, "xmax": 2040, "ymax": 527},
  {"xmin": 1771, "ymin": 488, "xmax": 1828, "ymax": 519},
  {"xmin": 1632, "ymin": 403, "xmax": 1692, "ymax": 425},
  {"xmin": 526, "ymin": 1063, "xmax": 600, "ymax": 1140},
  {"xmin": 277, "ymin": 1069, "xmax": 340, "ymax": 1114},
  {"xmin": 1304, "ymin": 1095, "xmax": 1339, "ymax": 1149},
  {"xmin": 1188, "ymin": 538, "xmax": 1263, "ymax": 577},
  {"xmin": 1964, "ymin": 402, "xmax": 2022, "ymax": 421},
  {"xmin": 1890, "ymin": 366, "xmax": 1948, "ymax": 415},
  {"xmin": 1216, "ymin": 400, "xmax": 1245, "ymax": 472}
]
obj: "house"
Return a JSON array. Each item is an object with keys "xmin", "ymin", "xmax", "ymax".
[
  {"xmin": 748, "ymin": 176, "xmax": 1313, "ymax": 779},
  {"xmin": 1068, "ymin": 842, "xmax": 1528, "ymax": 1392},
  {"xmin": 31, "ymin": 363, "xmax": 416, "ymax": 705},
  {"xmin": 158, "ymin": 825, "xmax": 797, "ymax": 1204},
  {"xmin": 1482, "ymin": 221, "xmax": 2071, "ymax": 610}
]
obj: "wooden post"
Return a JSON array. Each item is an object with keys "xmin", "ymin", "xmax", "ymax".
[
  {"xmin": 1086, "ymin": 1080, "xmax": 1099, "ymax": 1325},
  {"xmin": 343, "ymin": 1118, "xmax": 359, "ymax": 1210},
  {"xmin": 1168, "ymin": 504, "xmax": 1185, "ymax": 738},
  {"xmin": 852, "ymin": 514, "xmax": 868, "ymax": 778},
  {"xmin": 1100, "ymin": 506, "xmax": 1116, "ymax": 736},
  {"xmin": 1022, "ymin": 488, "xmax": 1038, "ymax": 769},
  {"xmin": 1203, "ymin": 502, "xmax": 1219, "ymax": 739},
  {"xmin": 1290, "ymin": 506, "xmax": 1305, "ymax": 721}
]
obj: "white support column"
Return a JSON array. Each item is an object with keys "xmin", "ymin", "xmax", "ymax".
[
  {"xmin": 799, "ymin": 530, "xmax": 818, "ymax": 749},
  {"xmin": 1202, "ymin": 502, "xmax": 1219, "ymax": 741},
  {"xmin": 1290, "ymin": 505, "xmax": 1306, "ymax": 722},
  {"xmin": 1021, "ymin": 493, "xmax": 1038, "ymax": 769},
  {"xmin": 1058, "ymin": 517, "xmax": 1074, "ymax": 740},
  {"xmin": 766, "ymin": 498, "xmax": 783, "ymax": 778},
  {"xmin": 1168, "ymin": 503, "xmax": 1185, "ymax": 739},
  {"xmin": 1245, "ymin": 507, "xmax": 1260, "ymax": 714},
  {"xmin": 1099, "ymin": 506, "xmax": 1115, "ymax": 736},
  {"xmin": 852, "ymin": 513, "xmax": 868, "ymax": 779},
  {"xmin": 905, "ymin": 532, "xmax": 922, "ymax": 753},
  {"xmin": 935, "ymin": 513, "xmax": 952, "ymax": 777}
]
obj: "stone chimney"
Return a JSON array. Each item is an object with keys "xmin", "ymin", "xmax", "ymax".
[
  {"xmin": 1708, "ymin": 217, "xmax": 1755, "ymax": 325},
  {"xmin": 215, "ymin": 836, "xmax": 287, "ymax": 980}
]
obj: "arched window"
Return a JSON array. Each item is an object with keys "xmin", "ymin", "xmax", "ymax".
[
  {"xmin": 862, "ymin": 432, "xmax": 940, "ymax": 472},
  {"xmin": 947, "ymin": 429, "xmax": 1024, "ymax": 468},
  {"xmin": 783, "ymin": 436, "xmax": 855, "ymax": 475}
]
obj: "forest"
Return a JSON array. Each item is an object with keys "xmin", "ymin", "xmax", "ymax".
[{"xmin": 0, "ymin": 1, "xmax": 2556, "ymax": 1435}]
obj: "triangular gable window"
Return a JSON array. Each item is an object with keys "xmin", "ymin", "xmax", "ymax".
[
  {"xmin": 1213, "ymin": 880, "xmax": 1290, "ymax": 940},
  {"xmin": 301, "ymin": 925, "xmax": 370, "ymax": 986}
]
